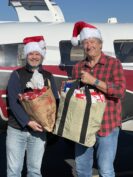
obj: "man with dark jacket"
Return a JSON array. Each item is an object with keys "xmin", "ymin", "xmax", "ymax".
[{"xmin": 6, "ymin": 36, "xmax": 59, "ymax": 177}]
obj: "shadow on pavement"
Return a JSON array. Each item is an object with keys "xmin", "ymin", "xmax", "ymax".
[
  {"xmin": 1, "ymin": 129, "xmax": 133, "ymax": 177},
  {"xmin": 42, "ymin": 137, "xmax": 76, "ymax": 177},
  {"xmin": 22, "ymin": 137, "xmax": 76, "ymax": 177},
  {"xmin": 115, "ymin": 130, "xmax": 133, "ymax": 177},
  {"xmin": 0, "ymin": 132, "xmax": 7, "ymax": 177}
]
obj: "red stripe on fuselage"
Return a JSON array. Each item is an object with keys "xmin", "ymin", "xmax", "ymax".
[
  {"xmin": 0, "ymin": 65, "xmax": 69, "ymax": 76},
  {"xmin": 124, "ymin": 70, "xmax": 133, "ymax": 91},
  {"xmin": 0, "ymin": 66, "xmax": 133, "ymax": 91},
  {"xmin": 43, "ymin": 65, "xmax": 68, "ymax": 76}
]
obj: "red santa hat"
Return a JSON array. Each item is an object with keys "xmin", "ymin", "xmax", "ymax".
[
  {"xmin": 23, "ymin": 36, "xmax": 46, "ymax": 57},
  {"xmin": 71, "ymin": 21, "xmax": 102, "ymax": 46}
]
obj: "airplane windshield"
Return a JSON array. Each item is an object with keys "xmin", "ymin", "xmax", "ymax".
[{"xmin": 9, "ymin": 0, "xmax": 49, "ymax": 10}]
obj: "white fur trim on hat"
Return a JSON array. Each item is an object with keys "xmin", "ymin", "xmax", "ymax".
[
  {"xmin": 80, "ymin": 28, "xmax": 102, "ymax": 41},
  {"xmin": 24, "ymin": 42, "xmax": 46, "ymax": 57}
]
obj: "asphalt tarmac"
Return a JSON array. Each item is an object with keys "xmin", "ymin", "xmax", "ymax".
[{"xmin": 0, "ymin": 129, "xmax": 133, "ymax": 177}]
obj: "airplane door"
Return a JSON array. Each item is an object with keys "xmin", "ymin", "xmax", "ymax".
[
  {"xmin": 0, "ymin": 43, "xmax": 24, "ymax": 128},
  {"xmin": 59, "ymin": 40, "xmax": 84, "ymax": 78}
]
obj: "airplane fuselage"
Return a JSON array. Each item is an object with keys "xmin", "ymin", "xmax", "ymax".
[{"xmin": 0, "ymin": 22, "xmax": 133, "ymax": 131}]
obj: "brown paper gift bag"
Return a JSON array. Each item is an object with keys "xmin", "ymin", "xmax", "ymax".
[
  {"xmin": 20, "ymin": 87, "xmax": 56, "ymax": 132},
  {"xmin": 53, "ymin": 79, "xmax": 106, "ymax": 147}
]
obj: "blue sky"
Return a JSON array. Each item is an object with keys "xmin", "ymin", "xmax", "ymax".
[{"xmin": 0, "ymin": 0, "xmax": 133, "ymax": 23}]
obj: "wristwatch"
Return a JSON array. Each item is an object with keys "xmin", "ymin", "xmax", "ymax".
[{"xmin": 93, "ymin": 79, "xmax": 100, "ymax": 87}]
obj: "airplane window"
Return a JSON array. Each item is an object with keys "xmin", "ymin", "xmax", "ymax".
[
  {"xmin": 114, "ymin": 40, "xmax": 133, "ymax": 63},
  {"xmin": 0, "ymin": 44, "xmax": 25, "ymax": 67},
  {"xmin": 20, "ymin": 0, "xmax": 49, "ymax": 10},
  {"xmin": 70, "ymin": 45, "xmax": 85, "ymax": 61},
  {"xmin": 0, "ymin": 46, "xmax": 5, "ymax": 66}
]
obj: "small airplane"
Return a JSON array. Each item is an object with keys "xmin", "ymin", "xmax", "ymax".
[{"xmin": 0, "ymin": 0, "xmax": 133, "ymax": 132}]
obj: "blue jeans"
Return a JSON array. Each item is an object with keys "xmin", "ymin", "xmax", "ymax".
[
  {"xmin": 75, "ymin": 127, "xmax": 119, "ymax": 177},
  {"xmin": 6, "ymin": 126, "xmax": 46, "ymax": 177}
]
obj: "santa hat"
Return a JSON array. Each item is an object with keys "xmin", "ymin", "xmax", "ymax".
[
  {"xmin": 71, "ymin": 21, "xmax": 102, "ymax": 46},
  {"xmin": 23, "ymin": 36, "xmax": 46, "ymax": 57}
]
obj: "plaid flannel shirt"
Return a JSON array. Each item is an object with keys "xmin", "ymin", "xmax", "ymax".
[{"xmin": 72, "ymin": 53, "xmax": 126, "ymax": 136}]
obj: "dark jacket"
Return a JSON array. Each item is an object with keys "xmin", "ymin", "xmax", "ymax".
[{"xmin": 7, "ymin": 65, "xmax": 59, "ymax": 130}]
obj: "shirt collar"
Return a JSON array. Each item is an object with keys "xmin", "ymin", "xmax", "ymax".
[
  {"xmin": 98, "ymin": 52, "xmax": 107, "ymax": 65},
  {"xmin": 25, "ymin": 63, "xmax": 43, "ymax": 73},
  {"xmin": 84, "ymin": 52, "xmax": 106, "ymax": 66}
]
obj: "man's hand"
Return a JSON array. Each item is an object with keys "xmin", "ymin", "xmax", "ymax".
[
  {"xmin": 80, "ymin": 70, "xmax": 107, "ymax": 93},
  {"xmin": 80, "ymin": 70, "xmax": 95, "ymax": 85},
  {"xmin": 27, "ymin": 120, "xmax": 43, "ymax": 132}
]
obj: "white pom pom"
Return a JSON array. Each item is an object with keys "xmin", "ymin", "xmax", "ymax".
[
  {"xmin": 39, "ymin": 40, "xmax": 46, "ymax": 49},
  {"xmin": 26, "ymin": 81, "xmax": 34, "ymax": 89},
  {"xmin": 71, "ymin": 37, "xmax": 79, "ymax": 46}
]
